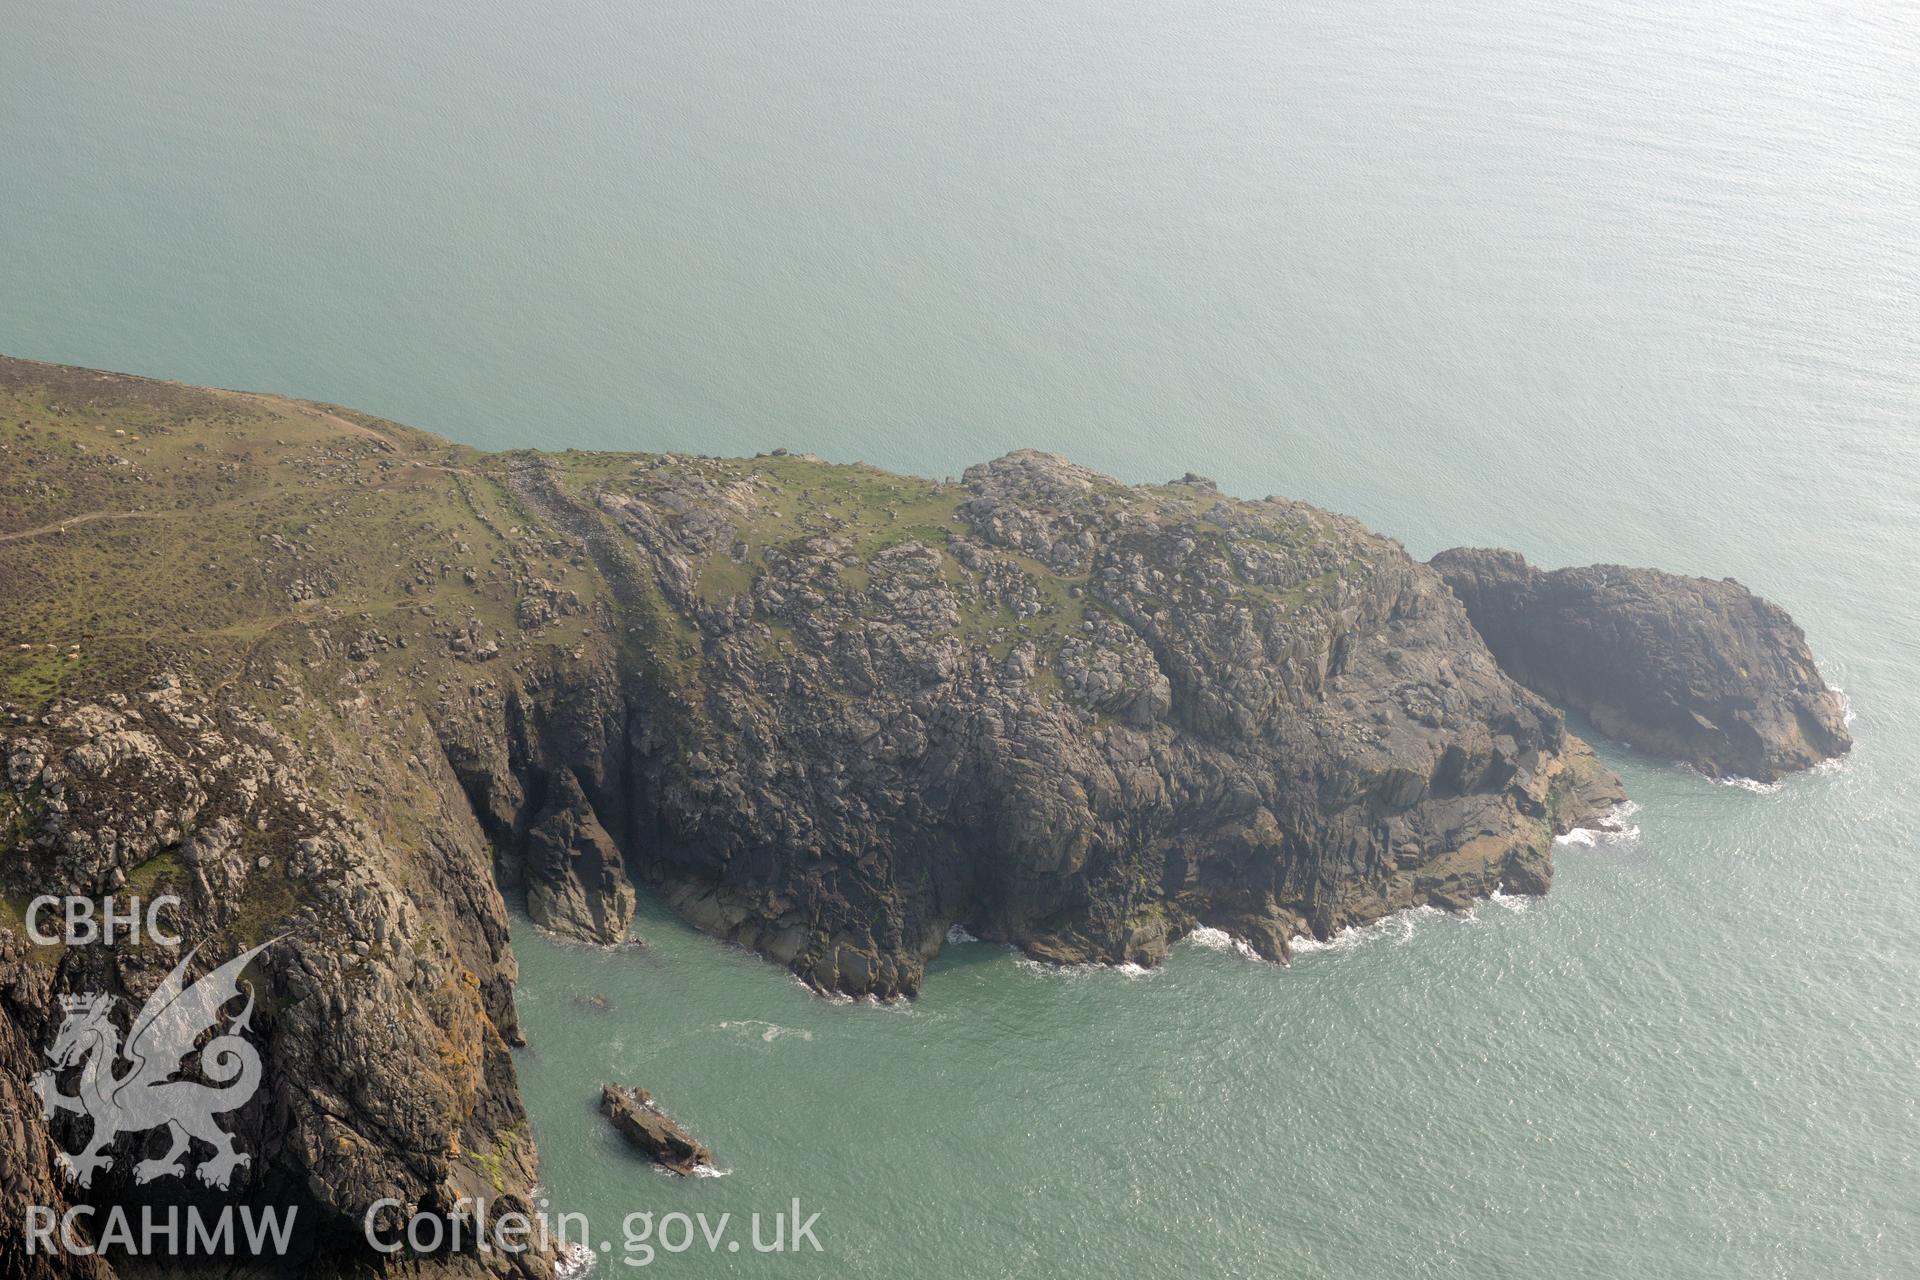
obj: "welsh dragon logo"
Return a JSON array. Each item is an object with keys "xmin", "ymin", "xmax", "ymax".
[{"xmin": 29, "ymin": 938, "xmax": 279, "ymax": 1191}]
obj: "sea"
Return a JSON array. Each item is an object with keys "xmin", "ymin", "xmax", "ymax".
[{"xmin": 3, "ymin": 1, "xmax": 1916, "ymax": 1274}]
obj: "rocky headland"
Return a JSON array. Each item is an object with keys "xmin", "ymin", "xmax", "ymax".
[
  {"xmin": 0, "ymin": 357, "xmax": 1843, "ymax": 1276},
  {"xmin": 1430, "ymin": 548, "xmax": 1851, "ymax": 781}
]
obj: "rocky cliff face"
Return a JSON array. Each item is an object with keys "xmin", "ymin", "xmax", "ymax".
[
  {"xmin": 538, "ymin": 448, "xmax": 1625, "ymax": 996},
  {"xmin": 7, "ymin": 356, "xmax": 1796, "ymax": 1278},
  {"xmin": 1, "ymin": 681, "xmax": 545, "ymax": 1278},
  {"xmin": 1430, "ymin": 548, "xmax": 1852, "ymax": 781}
]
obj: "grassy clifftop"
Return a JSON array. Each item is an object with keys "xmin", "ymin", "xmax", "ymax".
[
  {"xmin": 0, "ymin": 357, "xmax": 597, "ymax": 707},
  {"xmin": 0, "ymin": 355, "xmax": 1372, "ymax": 737},
  {"xmin": 0, "ymin": 360, "xmax": 1163, "ymax": 702}
]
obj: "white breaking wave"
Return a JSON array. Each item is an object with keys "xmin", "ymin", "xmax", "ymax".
[
  {"xmin": 1015, "ymin": 956, "xmax": 1161, "ymax": 981},
  {"xmin": 1183, "ymin": 926, "xmax": 1262, "ymax": 959},
  {"xmin": 691, "ymin": 1163, "xmax": 731, "ymax": 1179},
  {"xmin": 1677, "ymin": 761, "xmax": 1784, "ymax": 794},
  {"xmin": 553, "ymin": 1240, "xmax": 597, "ymax": 1279},
  {"xmin": 782, "ymin": 977, "xmax": 912, "ymax": 1009},
  {"xmin": 1289, "ymin": 903, "xmax": 1448, "ymax": 958},
  {"xmin": 1555, "ymin": 799, "xmax": 1642, "ymax": 846},
  {"xmin": 945, "ymin": 924, "xmax": 980, "ymax": 944},
  {"xmin": 1487, "ymin": 884, "xmax": 1532, "ymax": 913},
  {"xmin": 790, "ymin": 973, "xmax": 856, "ymax": 1004}
]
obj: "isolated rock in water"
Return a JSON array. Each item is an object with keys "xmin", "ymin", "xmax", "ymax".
[
  {"xmin": 599, "ymin": 1084, "xmax": 712, "ymax": 1175},
  {"xmin": 1430, "ymin": 548, "xmax": 1852, "ymax": 781}
]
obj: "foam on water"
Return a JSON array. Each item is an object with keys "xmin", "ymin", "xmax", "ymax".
[
  {"xmin": 552, "ymin": 1240, "xmax": 596, "ymax": 1279},
  {"xmin": 718, "ymin": 1019, "xmax": 814, "ymax": 1043},
  {"xmin": 1184, "ymin": 925, "xmax": 1263, "ymax": 959},
  {"xmin": 1015, "ymin": 956, "xmax": 1161, "ymax": 981},
  {"xmin": 1674, "ymin": 762, "xmax": 1789, "ymax": 794},
  {"xmin": 1290, "ymin": 903, "xmax": 1450, "ymax": 958},
  {"xmin": 1715, "ymin": 774, "xmax": 1784, "ymax": 795},
  {"xmin": 781, "ymin": 979, "xmax": 913, "ymax": 1009},
  {"xmin": 790, "ymin": 973, "xmax": 856, "ymax": 1004},
  {"xmin": 1556, "ymin": 800, "xmax": 1643, "ymax": 846},
  {"xmin": 945, "ymin": 924, "xmax": 981, "ymax": 945}
]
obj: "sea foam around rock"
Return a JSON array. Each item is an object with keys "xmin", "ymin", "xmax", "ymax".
[
  {"xmin": 1555, "ymin": 799, "xmax": 1642, "ymax": 846},
  {"xmin": 1183, "ymin": 926, "xmax": 1262, "ymax": 959}
]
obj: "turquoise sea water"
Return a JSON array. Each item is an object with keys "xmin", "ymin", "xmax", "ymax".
[{"xmin": 4, "ymin": 1, "xmax": 1917, "ymax": 1275}]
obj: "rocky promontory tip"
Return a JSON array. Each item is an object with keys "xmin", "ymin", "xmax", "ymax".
[
  {"xmin": 599, "ymin": 1084, "xmax": 713, "ymax": 1175},
  {"xmin": 1430, "ymin": 547, "xmax": 1851, "ymax": 781}
]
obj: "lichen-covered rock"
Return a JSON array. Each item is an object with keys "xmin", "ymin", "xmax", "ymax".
[
  {"xmin": 0, "ymin": 676, "xmax": 545, "ymax": 1278},
  {"xmin": 1431, "ymin": 547, "xmax": 1851, "ymax": 781}
]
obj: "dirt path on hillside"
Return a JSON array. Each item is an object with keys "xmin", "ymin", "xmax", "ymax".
[{"xmin": 0, "ymin": 510, "xmax": 158, "ymax": 543}]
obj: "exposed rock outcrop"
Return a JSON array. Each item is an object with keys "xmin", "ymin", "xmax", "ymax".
[
  {"xmin": 1431, "ymin": 547, "xmax": 1851, "ymax": 781},
  {"xmin": 524, "ymin": 769, "xmax": 637, "ymax": 945},
  {"xmin": 598, "ymin": 1085, "xmax": 712, "ymax": 1176},
  {"xmin": 0, "ymin": 932, "xmax": 114, "ymax": 1280},
  {"xmin": 0, "ymin": 676, "xmax": 549, "ymax": 1278},
  {"xmin": 504, "ymin": 448, "xmax": 1625, "ymax": 999},
  {"xmin": 19, "ymin": 356, "xmax": 1848, "ymax": 1278}
]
